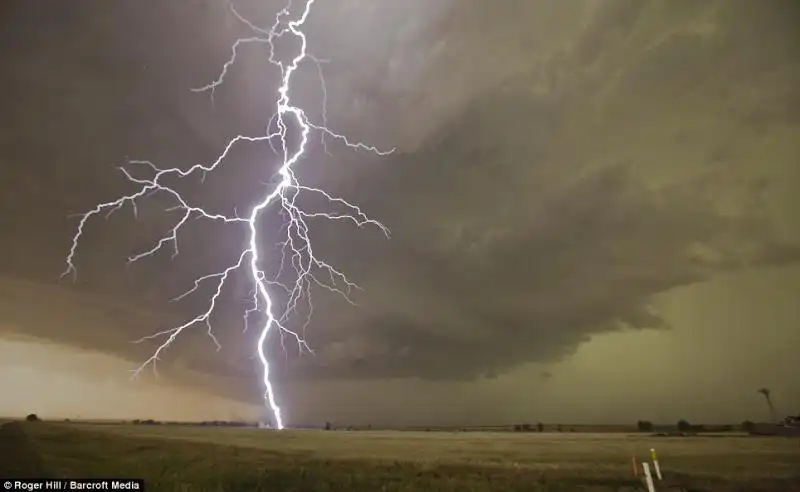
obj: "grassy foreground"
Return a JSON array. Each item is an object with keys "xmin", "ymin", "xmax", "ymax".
[{"xmin": 3, "ymin": 422, "xmax": 799, "ymax": 491}]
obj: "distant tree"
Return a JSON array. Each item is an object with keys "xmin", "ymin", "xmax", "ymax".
[
  {"xmin": 367, "ymin": 424, "xmax": 372, "ymax": 430},
  {"xmin": 677, "ymin": 419, "xmax": 692, "ymax": 432},
  {"xmin": 741, "ymin": 420, "xmax": 756, "ymax": 433},
  {"xmin": 25, "ymin": 413, "xmax": 39, "ymax": 422},
  {"xmin": 324, "ymin": 421, "xmax": 331, "ymax": 431},
  {"xmin": 556, "ymin": 424, "xmax": 563, "ymax": 432},
  {"xmin": 513, "ymin": 424, "xmax": 523, "ymax": 432},
  {"xmin": 521, "ymin": 423, "xmax": 532, "ymax": 432},
  {"xmin": 721, "ymin": 424, "xmax": 733, "ymax": 432},
  {"xmin": 637, "ymin": 420, "xmax": 654, "ymax": 432},
  {"xmin": 537, "ymin": 422, "xmax": 544, "ymax": 432}
]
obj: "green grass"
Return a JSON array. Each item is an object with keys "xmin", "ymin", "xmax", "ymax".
[{"xmin": 6, "ymin": 422, "xmax": 799, "ymax": 491}]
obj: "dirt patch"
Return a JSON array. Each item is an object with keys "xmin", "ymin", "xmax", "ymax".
[{"xmin": 0, "ymin": 422, "xmax": 52, "ymax": 477}]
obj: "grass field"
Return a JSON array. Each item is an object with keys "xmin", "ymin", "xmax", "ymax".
[{"xmin": 2, "ymin": 421, "xmax": 799, "ymax": 491}]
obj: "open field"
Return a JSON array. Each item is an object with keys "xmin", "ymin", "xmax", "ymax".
[{"xmin": 2, "ymin": 422, "xmax": 799, "ymax": 491}]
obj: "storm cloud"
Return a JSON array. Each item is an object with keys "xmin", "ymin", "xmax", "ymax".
[{"xmin": 1, "ymin": 0, "xmax": 799, "ymax": 412}]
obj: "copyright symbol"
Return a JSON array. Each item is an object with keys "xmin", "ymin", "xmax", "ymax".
[{"xmin": 3, "ymin": 481, "xmax": 12, "ymax": 490}]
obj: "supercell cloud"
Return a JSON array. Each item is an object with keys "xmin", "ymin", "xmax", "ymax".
[{"xmin": 1, "ymin": 0, "xmax": 799, "ymax": 412}]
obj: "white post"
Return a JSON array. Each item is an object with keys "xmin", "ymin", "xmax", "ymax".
[
  {"xmin": 642, "ymin": 462, "xmax": 656, "ymax": 492},
  {"xmin": 650, "ymin": 448, "xmax": 663, "ymax": 480}
]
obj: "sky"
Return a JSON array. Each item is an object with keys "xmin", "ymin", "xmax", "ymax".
[{"xmin": 1, "ymin": 0, "xmax": 799, "ymax": 427}]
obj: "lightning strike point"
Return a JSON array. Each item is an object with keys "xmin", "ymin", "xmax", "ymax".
[{"xmin": 62, "ymin": 0, "xmax": 393, "ymax": 430}]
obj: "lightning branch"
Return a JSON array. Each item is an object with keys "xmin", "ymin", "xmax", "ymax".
[{"xmin": 62, "ymin": 0, "xmax": 392, "ymax": 430}]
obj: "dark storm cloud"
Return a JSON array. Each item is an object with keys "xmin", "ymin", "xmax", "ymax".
[
  {"xmin": 1, "ymin": 0, "xmax": 799, "ymax": 404},
  {"xmin": 285, "ymin": 161, "xmax": 797, "ymax": 383}
]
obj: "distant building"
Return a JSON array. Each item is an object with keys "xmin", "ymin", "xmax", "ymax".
[
  {"xmin": 781, "ymin": 415, "xmax": 800, "ymax": 427},
  {"xmin": 751, "ymin": 416, "xmax": 800, "ymax": 436}
]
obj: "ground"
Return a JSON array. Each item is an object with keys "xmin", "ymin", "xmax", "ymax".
[{"xmin": 1, "ymin": 421, "xmax": 799, "ymax": 491}]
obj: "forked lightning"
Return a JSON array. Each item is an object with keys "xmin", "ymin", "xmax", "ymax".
[{"xmin": 62, "ymin": 0, "xmax": 393, "ymax": 430}]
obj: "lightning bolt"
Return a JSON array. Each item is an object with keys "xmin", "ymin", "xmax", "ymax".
[{"xmin": 61, "ymin": 0, "xmax": 392, "ymax": 430}]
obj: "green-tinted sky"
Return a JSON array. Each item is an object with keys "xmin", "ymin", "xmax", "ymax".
[{"xmin": 1, "ymin": 0, "xmax": 798, "ymax": 426}]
